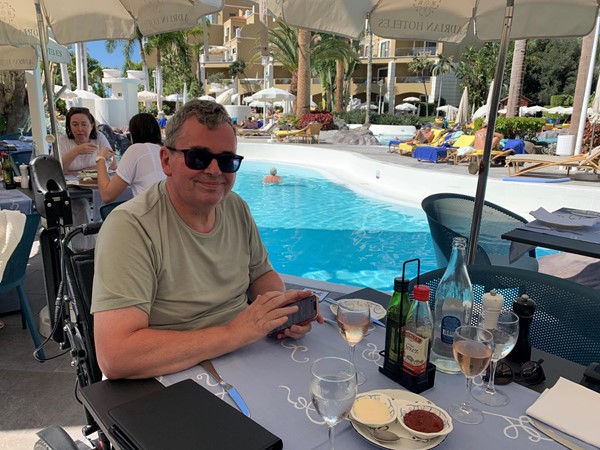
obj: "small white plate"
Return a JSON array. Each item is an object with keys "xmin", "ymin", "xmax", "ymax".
[
  {"xmin": 329, "ymin": 299, "xmax": 386, "ymax": 321},
  {"xmin": 349, "ymin": 389, "xmax": 448, "ymax": 450}
]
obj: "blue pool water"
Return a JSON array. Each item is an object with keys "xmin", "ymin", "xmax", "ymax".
[{"xmin": 233, "ymin": 161, "xmax": 436, "ymax": 291}]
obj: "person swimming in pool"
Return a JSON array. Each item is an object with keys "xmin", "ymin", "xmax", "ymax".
[{"xmin": 263, "ymin": 167, "xmax": 283, "ymax": 184}]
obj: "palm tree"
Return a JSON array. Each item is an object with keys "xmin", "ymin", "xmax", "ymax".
[
  {"xmin": 106, "ymin": 28, "xmax": 150, "ymax": 91},
  {"xmin": 296, "ymin": 29, "xmax": 311, "ymax": 117},
  {"xmin": 229, "ymin": 59, "xmax": 246, "ymax": 105},
  {"xmin": 144, "ymin": 32, "xmax": 190, "ymax": 110},
  {"xmin": 267, "ymin": 24, "xmax": 300, "ymax": 96},
  {"xmin": 432, "ymin": 55, "xmax": 455, "ymax": 114},
  {"xmin": 408, "ymin": 55, "xmax": 435, "ymax": 116},
  {"xmin": 571, "ymin": 29, "xmax": 596, "ymax": 143},
  {"xmin": 506, "ymin": 40, "xmax": 527, "ymax": 118},
  {"xmin": 311, "ymin": 35, "xmax": 358, "ymax": 111}
]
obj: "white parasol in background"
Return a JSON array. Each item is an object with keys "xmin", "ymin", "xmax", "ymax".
[{"xmin": 456, "ymin": 87, "xmax": 470, "ymax": 126}]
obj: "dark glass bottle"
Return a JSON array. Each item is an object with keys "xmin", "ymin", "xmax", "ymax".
[
  {"xmin": 2, "ymin": 154, "xmax": 16, "ymax": 189},
  {"xmin": 383, "ymin": 277, "xmax": 412, "ymax": 375},
  {"xmin": 507, "ymin": 294, "xmax": 536, "ymax": 364}
]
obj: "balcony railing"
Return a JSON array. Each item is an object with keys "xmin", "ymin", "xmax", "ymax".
[{"xmin": 394, "ymin": 46, "xmax": 437, "ymax": 57}]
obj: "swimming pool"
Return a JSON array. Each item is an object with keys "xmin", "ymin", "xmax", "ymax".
[{"xmin": 233, "ymin": 161, "xmax": 436, "ymax": 291}]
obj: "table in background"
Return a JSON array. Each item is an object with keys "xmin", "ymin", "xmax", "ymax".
[
  {"xmin": 0, "ymin": 187, "xmax": 33, "ymax": 214},
  {"xmin": 80, "ymin": 277, "xmax": 591, "ymax": 450},
  {"xmin": 502, "ymin": 208, "xmax": 600, "ymax": 260}
]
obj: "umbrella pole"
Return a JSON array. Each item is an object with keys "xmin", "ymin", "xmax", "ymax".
[
  {"xmin": 364, "ymin": 14, "xmax": 373, "ymax": 125},
  {"xmin": 34, "ymin": 0, "xmax": 60, "ymax": 160},
  {"xmin": 467, "ymin": 0, "xmax": 514, "ymax": 265}
]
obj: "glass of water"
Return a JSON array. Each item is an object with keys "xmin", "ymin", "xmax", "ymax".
[{"xmin": 310, "ymin": 357, "xmax": 357, "ymax": 450}]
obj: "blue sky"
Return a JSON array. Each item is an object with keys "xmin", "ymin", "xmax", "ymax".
[{"xmin": 85, "ymin": 40, "xmax": 141, "ymax": 69}]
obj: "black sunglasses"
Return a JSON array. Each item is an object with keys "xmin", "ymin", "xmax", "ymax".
[
  {"xmin": 483, "ymin": 359, "xmax": 546, "ymax": 386},
  {"xmin": 166, "ymin": 147, "xmax": 244, "ymax": 173}
]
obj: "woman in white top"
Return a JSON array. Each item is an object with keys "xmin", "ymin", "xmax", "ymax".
[
  {"xmin": 58, "ymin": 107, "xmax": 117, "ymax": 172},
  {"xmin": 58, "ymin": 107, "xmax": 117, "ymax": 249},
  {"xmin": 96, "ymin": 113, "xmax": 165, "ymax": 203}
]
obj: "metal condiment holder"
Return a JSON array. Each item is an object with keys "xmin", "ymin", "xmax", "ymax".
[{"xmin": 379, "ymin": 258, "xmax": 436, "ymax": 393}]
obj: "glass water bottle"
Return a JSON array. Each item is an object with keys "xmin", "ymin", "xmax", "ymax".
[{"xmin": 430, "ymin": 237, "xmax": 474, "ymax": 374}]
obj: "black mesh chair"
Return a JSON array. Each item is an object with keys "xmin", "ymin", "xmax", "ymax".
[
  {"xmin": 409, "ymin": 265, "xmax": 600, "ymax": 366},
  {"xmin": 99, "ymin": 200, "xmax": 126, "ymax": 220},
  {"xmin": 422, "ymin": 193, "xmax": 538, "ymax": 271}
]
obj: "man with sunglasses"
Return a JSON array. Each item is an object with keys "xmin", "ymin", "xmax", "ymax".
[{"xmin": 91, "ymin": 100, "xmax": 321, "ymax": 380}]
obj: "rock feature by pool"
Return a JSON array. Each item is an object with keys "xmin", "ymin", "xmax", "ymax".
[{"xmin": 331, "ymin": 125, "xmax": 380, "ymax": 146}]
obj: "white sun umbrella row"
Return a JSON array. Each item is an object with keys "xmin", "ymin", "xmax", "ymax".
[{"xmin": 436, "ymin": 104, "xmax": 459, "ymax": 120}]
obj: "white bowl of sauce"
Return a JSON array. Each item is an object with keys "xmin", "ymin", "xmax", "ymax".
[
  {"xmin": 350, "ymin": 392, "xmax": 397, "ymax": 428},
  {"xmin": 398, "ymin": 402, "xmax": 453, "ymax": 440}
]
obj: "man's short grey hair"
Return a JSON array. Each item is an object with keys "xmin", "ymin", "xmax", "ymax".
[
  {"xmin": 270, "ymin": 167, "xmax": 277, "ymax": 176},
  {"xmin": 164, "ymin": 100, "xmax": 236, "ymax": 148}
]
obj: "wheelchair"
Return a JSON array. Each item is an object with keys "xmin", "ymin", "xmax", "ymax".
[{"xmin": 30, "ymin": 155, "xmax": 112, "ymax": 449}]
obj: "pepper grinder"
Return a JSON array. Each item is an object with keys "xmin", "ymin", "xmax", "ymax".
[
  {"xmin": 481, "ymin": 289, "xmax": 504, "ymax": 329},
  {"xmin": 507, "ymin": 294, "xmax": 536, "ymax": 364}
]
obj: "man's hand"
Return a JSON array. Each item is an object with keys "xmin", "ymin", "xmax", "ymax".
[{"xmin": 227, "ymin": 290, "xmax": 317, "ymax": 343}]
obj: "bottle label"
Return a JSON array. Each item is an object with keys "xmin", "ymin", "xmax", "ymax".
[
  {"xmin": 403, "ymin": 331, "xmax": 429, "ymax": 375},
  {"xmin": 440, "ymin": 316, "xmax": 461, "ymax": 344}
]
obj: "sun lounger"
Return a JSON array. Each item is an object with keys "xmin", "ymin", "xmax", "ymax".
[
  {"xmin": 394, "ymin": 129, "xmax": 446, "ymax": 156},
  {"xmin": 237, "ymin": 121, "xmax": 276, "ymax": 137},
  {"xmin": 274, "ymin": 125, "xmax": 310, "ymax": 142},
  {"xmin": 505, "ymin": 146, "xmax": 600, "ymax": 176}
]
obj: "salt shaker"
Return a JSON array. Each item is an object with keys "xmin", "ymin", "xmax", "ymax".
[
  {"xmin": 19, "ymin": 164, "xmax": 29, "ymax": 189},
  {"xmin": 481, "ymin": 289, "xmax": 504, "ymax": 329}
]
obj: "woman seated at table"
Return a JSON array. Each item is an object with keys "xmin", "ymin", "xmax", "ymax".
[
  {"xmin": 58, "ymin": 106, "xmax": 117, "ymax": 173},
  {"xmin": 96, "ymin": 113, "xmax": 165, "ymax": 203},
  {"xmin": 58, "ymin": 106, "xmax": 118, "ymax": 249}
]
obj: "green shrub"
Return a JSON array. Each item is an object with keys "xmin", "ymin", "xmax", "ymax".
[
  {"xmin": 550, "ymin": 95, "xmax": 573, "ymax": 107},
  {"xmin": 495, "ymin": 117, "xmax": 546, "ymax": 139},
  {"xmin": 333, "ymin": 111, "xmax": 420, "ymax": 126},
  {"xmin": 277, "ymin": 114, "xmax": 300, "ymax": 129}
]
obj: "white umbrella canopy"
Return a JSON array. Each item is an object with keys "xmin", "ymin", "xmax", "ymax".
[
  {"xmin": 251, "ymin": 87, "xmax": 296, "ymax": 102},
  {"xmin": 436, "ymin": 104, "xmax": 459, "ymax": 120},
  {"xmin": 0, "ymin": 0, "xmax": 224, "ymax": 46},
  {"xmin": 165, "ymin": 93, "xmax": 184, "ymax": 102},
  {"xmin": 248, "ymin": 101, "xmax": 273, "ymax": 108},
  {"xmin": 395, "ymin": 102, "xmax": 418, "ymax": 111},
  {"xmin": 197, "ymin": 95, "xmax": 216, "ymax": 102},
  {"xmin": 456, "ymin": 87, "xmax": 470, "ymax": 126},
  {"xmin": 403, "ymin": 96, "xmax": 421, "ymax": 102},
  {"xmin": 137, "ymin": 90, "xmax": 160, "ymax": 102},
  {"xmin": 268, "ymin": 0, "xmax": 598, "ymax": 42}
]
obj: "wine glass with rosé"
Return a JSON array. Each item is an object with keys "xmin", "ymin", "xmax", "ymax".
[
  {"xmin": 449, "ymin": 325, "xmax": 494, "ymax": 424},
  {"xmin": 336, "ymin": 300, "xmax": 370, "ymax": 385}
]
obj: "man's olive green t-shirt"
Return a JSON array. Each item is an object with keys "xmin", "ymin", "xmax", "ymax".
[{"xmin": 91, "ymin": 181, "xmax": 273, "ymax": 330}]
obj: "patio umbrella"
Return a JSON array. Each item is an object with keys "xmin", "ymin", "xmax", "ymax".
[
  {"xmin": 265, "ymin": 0, "xmax": 600, "ymax": 263},
  {"xmin": 137, "ymin": 90, "xmax": 159, "ymax": 102},
  {"xmin": 395, "ymin": 102, "xmax": 418, "ymax": 112},
  {"xmin": 251, "ymin": 87, "xmax": 296, "ymax": 102},
  {"xmin": 165, "ymin": 93, "xmax": 184, "ymax": 102},
  {"xmin": 73, "ymin": 89, "xmax": 101, "ymax": 99},
  {"xmin": 436, "ymin": 105, "xmax": 459, "ymax": 121},
  {"xmin": 0, "ymin": 0, "xmax": 224, "ymax": 158},
  {"xmin": 54, "ymin": 85, "xmax": 77, "ymax": 100},
  {"xmin": 197, "ymin": 95, "xmax": 216, "ymax": 102},
  {"xmin": 456, "ymin": 87, "xmax": 470, "ymax": 127},
  {"xmin": 403, "ymin": 96, "xmax": 421, "ymax": 102}
]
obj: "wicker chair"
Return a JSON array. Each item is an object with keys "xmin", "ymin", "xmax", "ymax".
[
  {"xmin": 409, "ymin": 265, "xmax": 600, "ymax": 366},
  {"xmin": 422, "ymin": 193, "xmax": 538, "ymax": 271}
]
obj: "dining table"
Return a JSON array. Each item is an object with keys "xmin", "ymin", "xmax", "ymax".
[
  {"xmin": 0, "ymin": 186, "xmax": 33, "ymax": 214},
  {"xmin": 502, "ymin": 207, "xmax": 600, "ymax": 261},
  {"xmin": 79, "ymin": 275, "xmax": 594, "ymax": 450}
]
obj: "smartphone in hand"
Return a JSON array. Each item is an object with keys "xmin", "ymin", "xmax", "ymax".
[{"xmin": 268, "ymin": 295, "xmax": 319, "ymax": 336}]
